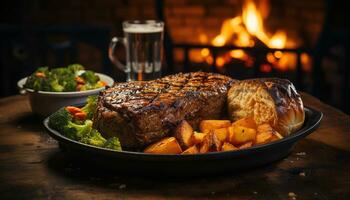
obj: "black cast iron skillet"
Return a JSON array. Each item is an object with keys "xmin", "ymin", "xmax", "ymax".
[{"xmin": 43, "ymin": 106, "xmax": 322, "ymax": 176}]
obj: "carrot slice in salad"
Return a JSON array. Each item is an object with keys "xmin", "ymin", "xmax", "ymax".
[
  {"xmin": 35, "ymin": 72, "xmax": 46, "ymax": 78},
  {"xmin": 76, "ymin": 84, "xmax": 84, "ymax": 91},
  {"xmin": 66, "ymin": 106, "xmax": 82, "ymax": 115},
  {"xmin": 74, "ymin": 112, "xmax": 87, "ymax": 120},
  {"xmin": 98, "ymin": 81, "xmax": 107, "ymax": 86},
  {"xmin": 75, "ymin": 76, "xmax": 85, "ymax": 84}
]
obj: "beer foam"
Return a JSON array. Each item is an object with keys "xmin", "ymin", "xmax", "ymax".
[{"xmin": 124, "ymin": 26, "xmax": 163, "ymax": 33}]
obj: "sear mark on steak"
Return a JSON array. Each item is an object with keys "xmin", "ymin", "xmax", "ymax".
[{"xmin": 93, "ymin": 72, "xmax": 235, "ymax": 149}]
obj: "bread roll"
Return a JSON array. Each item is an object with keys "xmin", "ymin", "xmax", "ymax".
[{"xmin": 227, "ymin": 78, "xmax": 305, "ymax": 136}]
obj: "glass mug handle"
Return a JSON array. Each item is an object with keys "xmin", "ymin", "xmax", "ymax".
[{"xmin": 108, "ymin": 37, "xmax": 127, "ymax": 71}]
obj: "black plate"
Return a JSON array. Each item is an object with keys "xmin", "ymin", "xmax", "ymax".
[{"xmin": 43, "ymin": 107, "xmax": 322, "ymax": 176}]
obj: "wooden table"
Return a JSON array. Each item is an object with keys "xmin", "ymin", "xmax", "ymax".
[{"xmin": 0, "ymin": 94, "xmax": 349, "ymax": 200}]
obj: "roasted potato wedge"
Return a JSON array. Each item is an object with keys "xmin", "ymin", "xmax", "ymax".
[
  {"xmin": 213, "ymin": 128, "xmax": 228, "ymax": 142},
  {"xmin": 209, "ymin": 131, "xmax": 222, "ymax": 152},
  {"xmin": 199, "ymin": 120, "xmax": 231, "ymax": 133},
  {"xmin": 181, "ymin": 145, "xmax": 199, "ymax": 154},
  {"xmin": 199, "ymin": 136, "xmax": 209, "ymax": 153},
  {"xmin": 221, "ymin": 142, "xmax": 238, "ymax": 151},
  {"xmin": 232, "ymin": 116, "xmax": 257, "ymax": 129},
  {"xmin": 256, "ymin": 123, "xmax": 275, "ymax": 144},
  {"xmin": 199, "ymin": 131, "xmax": 222, "ymax": 153},
  {"xmin": 191, "ymin": 131, "xmax": 206, "ymax": 144},
  {"xmin": 256, "ymin": 131, "xmax": 273, "ymax": 144},
  {"xmin": 239, "ymin": 141, "xmax": 253, "ymax": 149},
  {"xmin": 228, "ymin": 125, "xmax": 256, "ymax": 145},
  {"xmin": 144, "ymin": 137, "xmax": 182, "ymax": 154},
  {"xmin": 174, "ymin": 120, "xmax": 194, "ymax": 149},
  {"xmin": 257, "ymin": 123, "xmax": 274, "ymax": 134}
]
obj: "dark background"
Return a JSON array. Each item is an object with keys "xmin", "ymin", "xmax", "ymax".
[{"xmin": 0, "ymin": 0, "xmax": 348, "ymax": 113}]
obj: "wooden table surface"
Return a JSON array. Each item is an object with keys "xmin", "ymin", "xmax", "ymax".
[{"xmin": 0, "ymin": 94, "xmax": 349, "ymax": 200}]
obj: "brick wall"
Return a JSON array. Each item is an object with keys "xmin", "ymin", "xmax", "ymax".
[
  {"xmin": 165, "ymin": 0, "xmax": 242, "ymax": 43},
  {"xmin": 23, "ymin": 0, "xmax": 156, "ymax": 35},
  {"xmin": 14, "ymin": 0, "xmax": 324, "ymax": 46}
]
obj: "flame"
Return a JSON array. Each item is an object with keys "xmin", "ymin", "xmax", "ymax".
[
  {"xmin": 206, "ymin": 56, "xmax": 213, "ymax": 65},
  {"xmin": 201, "ymin": 48, "xmax": 210, "ymax": 57},
  {"xmin": 236, "ymin": 30, "xmax": 254, "ymax": 47},
  {"xmin": 230, "ymin": 50, "xmax": 246, "ymax": 59},
  {"xmin": 242, "ymin": 0, "xmax": 269, "ymax": 43},
  {"xmin": 266, "ymin": 53, "xmax": 276, "ymax": 63},
  {"xmin": 221, "ymin": 17, "xmax": 242, "ymax": 39},
  {"xmin": 197, "ymin": 0, "xmax": 304, "ymax": 72},
  {"xmin": 269, "ymin": 31, "xmax": 287, "ymax": 49},
  {"xmin": 212, "ymin": 35, "xmax": 226, "ymax": 47},
  {"xmin": 277, "ymin": 52, "xmax": 296, "ymax": 71},
  {"xmin": 274, "ymin": 51, "xmax": 283, "ymax": 58},
  {"xmin": 216, "ymin": 57, "xmax": 225, "ymax": 67},
  {"xmin": 243, "ymin": 1, "xmax": 262, "ymax": 35}
]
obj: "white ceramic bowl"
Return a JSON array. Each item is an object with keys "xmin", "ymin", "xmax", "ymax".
[{"xmin": 17, "ymin": 73, "xmax": 114, "ymax": 117}]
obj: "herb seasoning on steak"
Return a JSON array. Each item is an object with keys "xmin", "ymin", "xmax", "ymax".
[{"xmin": 93, "ymin": 72, "xmax": 235, "ymax": 149}]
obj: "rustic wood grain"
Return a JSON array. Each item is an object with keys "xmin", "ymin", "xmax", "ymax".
[{"xmin": 0, "ymin": 94, "xmax": 349, "ymax": 200}]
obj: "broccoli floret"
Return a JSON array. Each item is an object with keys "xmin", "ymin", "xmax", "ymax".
[
  {"xmin": 48, "ymin": 108, "xmax": 72, "ymax": 132},
  {"xmin": 64, "ymin": 119, "xmax": 93, "ymax": 140},
  {"xmin": 24, "ymin": 67, "xmax": 51, "ymax": 91},
  {"xmin": 80, "ymin": 129, "xmax": 106, "ymax": 147},
  {"xmin": 50, "ymin": 67, "xmax": 76, "ymax": 92},
  {"xmin": 68, "ymin": 64, "xmax": 84, "ymax": 74},
  {"xmin": 81, "ymin": 70, "xmax": 100, "ymax": 84},
  {"xmin": 42, "ymin": 78, "xmax": 53, "ymax": 91},
  {"xmin": 50, "ymin": 79, "xmax": 64, "ymax": 92},
  {"xmin": 25, "ymin": 75, "xmax": 42, "ymax": 91},
  {"xmin": 48, "ymin": 108, "xmax": 92, "ymax": 140},
  {"xmin": 62, "ymin": 79, "xmax": 77, "ymax": 92},
  {"xmin": 79, "ymin": 81, "xmax": 106, "ymax": 91},
  {"xmin": 81, "ymin": 96, "xmax": 98, "ymax": 119},
  {"xmin": 51, "ymin": 67, "xmax": 71, "ymax": 76},
  {"xmin": 79, "ymin": 84, "xmax": 96, "ymax": 91},
  {"xmin": 49, "ymin": 68, "xmax": 77, "ymax": 92},
  {"xmin": 48, "ymin": 107, "xmax": 122, "ymax": 150},
  {"xmin": 104, "ymin": 137, "xmax": 122, "ymax": 151}
]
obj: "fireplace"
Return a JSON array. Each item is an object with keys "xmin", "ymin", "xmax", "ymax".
[{"xmin": 158, "ymin": 0, "xmax": 326, "ymax": 91}]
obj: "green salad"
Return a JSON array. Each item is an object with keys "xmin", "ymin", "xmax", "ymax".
[
  {"xmin": 48, "ymin": 96, "xmax": 121, "ymax": 151},
  {"xmin": 24, "ymin": 64, "xmax": 107, "ymax": 92}
]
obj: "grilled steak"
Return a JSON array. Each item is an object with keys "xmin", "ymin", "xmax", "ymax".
[{"xmin": 93, "ymin": 72, "xmax": 235, "ymax": 149}]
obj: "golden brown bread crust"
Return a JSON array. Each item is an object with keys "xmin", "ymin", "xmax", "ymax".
[{"xmin": 227, "ymin": 78, "xmax": 305, "ymax": 136}]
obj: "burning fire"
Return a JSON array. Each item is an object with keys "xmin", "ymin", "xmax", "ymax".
[
  {"xmin": 242, "ymin": 0, "xmax": 268, "ymax": 43},
  {"xmin": 199, "ymin": 0, "xmax": 311, "ymax": 72}
]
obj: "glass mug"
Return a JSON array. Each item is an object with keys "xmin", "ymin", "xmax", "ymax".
[{"xmin": 109, "ymin": 20, "xmax": 164, "ymax": 81}]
